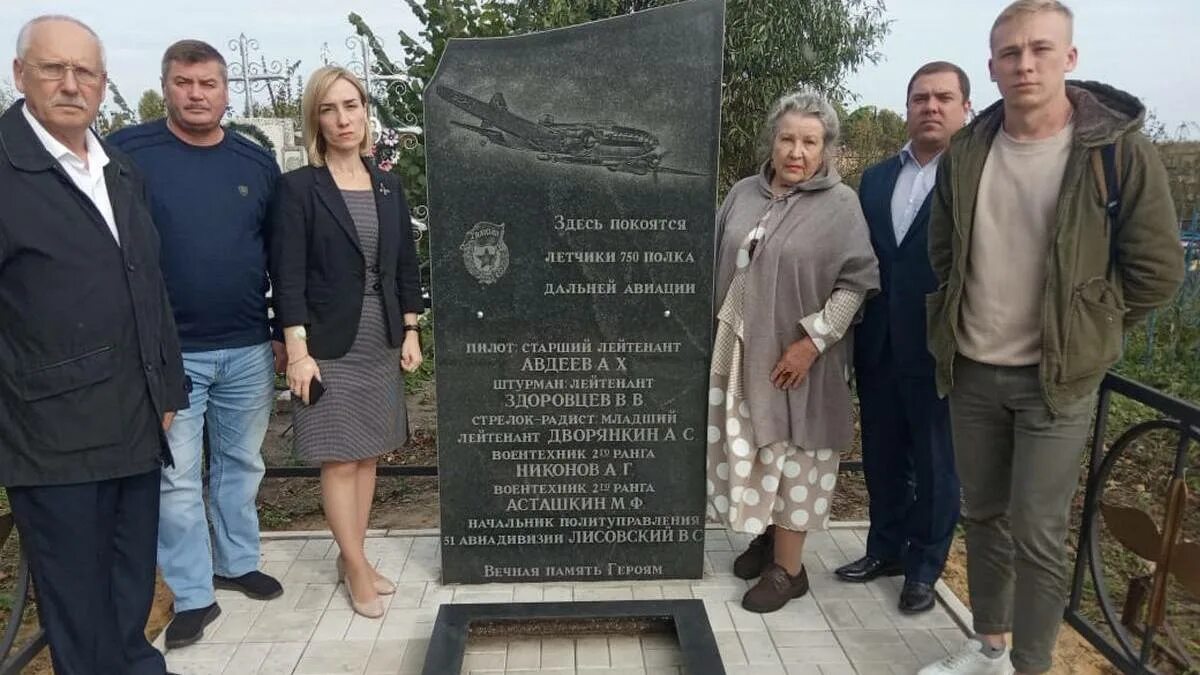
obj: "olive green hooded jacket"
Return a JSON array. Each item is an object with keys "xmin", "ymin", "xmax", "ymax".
[{"xmin": 926, "ymin": 80, "xmax": 1185, "ymax": 413}]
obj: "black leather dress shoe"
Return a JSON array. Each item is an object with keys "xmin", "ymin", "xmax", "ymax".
[
  {"xmin": 899, "ymin": 580, "xmax": 937, "ymax": 613},
  {"xmin": 833, "ymin": 555, "xmax": 903, "ymax": 583}
]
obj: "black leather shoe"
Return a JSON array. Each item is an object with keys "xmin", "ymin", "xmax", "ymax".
[
  {"xmin": 732, "ymin": 528, "xmax": 774, "ymax": 580},
  {"xmin": 833, "ymin": 555, "xmax": 903, "ymax": 583},
  {"xmin": 213, "ymin": 570, "xmax": 284, "ymax": 600},
  {"xmin": 164, "ymin": 602, "xmax": 221, "ymax": 649},
  {"xmin": 899, "ymin": 581, "xmax": 937, "ymax": 613}
]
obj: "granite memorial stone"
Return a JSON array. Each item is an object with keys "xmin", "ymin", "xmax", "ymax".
[{"xmin": 427, "ymin": 0, "xmax": 724, "ymax": 584}]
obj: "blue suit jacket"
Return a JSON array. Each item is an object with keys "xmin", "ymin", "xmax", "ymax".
[{"xmin": 853, "ymin": 154, "xmax": 940, "ymax": 377}]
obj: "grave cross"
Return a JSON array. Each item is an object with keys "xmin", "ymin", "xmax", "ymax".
[
  {"xmin": 227, "ymin": 33, "xmax": 289, "ymax": 117},
  {"xmin": 343, "ymin": 35, "xmax": 422, "ymax": 142}
]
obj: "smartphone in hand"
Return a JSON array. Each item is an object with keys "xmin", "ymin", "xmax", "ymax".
[{"xmin": 308, "ymin": 378, "xmax": 326, "ymax": 405}]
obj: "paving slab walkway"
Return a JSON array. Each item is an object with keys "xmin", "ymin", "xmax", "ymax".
[{"xmin": 157, "ymin": 524, "xmax": 971, "ymax": 675}]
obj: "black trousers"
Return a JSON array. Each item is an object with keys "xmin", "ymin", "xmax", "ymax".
[
  {"xmin": 8, "ymin": 468, "xmax": 166, "ymax": 675},
  {"xmin": 857, "ymin": 364, "xmax": 960, "ymax": 584}
]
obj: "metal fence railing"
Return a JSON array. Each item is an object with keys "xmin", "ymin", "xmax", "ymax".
[
  {"xmin": 0, "ymin": 513, "xmax": 46, "ymax": 675},
  {"xmin": 1066, "ymin": 372, "xmax": 1199, "ymax": 674}
]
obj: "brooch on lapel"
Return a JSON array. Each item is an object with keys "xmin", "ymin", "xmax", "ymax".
[{"xmin": 378, "ymin": 183, "xmax": 391, "ymax": 196}]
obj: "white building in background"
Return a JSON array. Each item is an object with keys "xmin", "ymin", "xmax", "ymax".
[{"xmin": 228, "ymin": 117, "xmax": 307, "ymax": 171}]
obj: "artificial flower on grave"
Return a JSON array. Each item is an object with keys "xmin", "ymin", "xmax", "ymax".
[{"xmin": 373, "ymin": 127, "xmax": 405, "ymax": 173}]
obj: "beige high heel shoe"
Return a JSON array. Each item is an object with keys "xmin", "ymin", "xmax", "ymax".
[
  {"xmin": 336, "ymin": 558, "xmax": 384, "ymax": 618},
  {"xmin": 337, "ymin": 555, "xmax": 396, "ymax": 595},
  {"xmin": 346, "ymin": 585, "xmax": 384, "ymax": 618}
]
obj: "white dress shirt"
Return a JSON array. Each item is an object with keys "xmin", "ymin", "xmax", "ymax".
[
  {"xmin": 889, "ymin": 141, "xmax": 942, "ymax": 246},
  {"xmin": 22, "ymin": 103, "xmax": 119, "ymax": 245}
]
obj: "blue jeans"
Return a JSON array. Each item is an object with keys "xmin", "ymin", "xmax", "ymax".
[{"xmin": 159, "ymin": 342, "xmax": 274, "ymax": 611}]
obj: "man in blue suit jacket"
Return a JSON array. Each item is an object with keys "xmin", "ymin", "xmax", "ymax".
[{"xmin": 837, "ymin": 62, "xmax": 971, "ymax": 613}]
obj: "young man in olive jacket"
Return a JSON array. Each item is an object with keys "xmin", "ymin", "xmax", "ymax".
[
  {"xmin": 0, "ymin": 15, "xmax": 188, "ymax": 675},
  {"xmin": 920, "ymin": 2, "xmax": 1184, "ymax": 675}
]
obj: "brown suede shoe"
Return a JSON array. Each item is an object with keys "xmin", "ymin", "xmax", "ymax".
[
  {"xmin": 741, "ymin": 563, "xmax": 809, "ymax": 613},
  {"xmin": 732, "ymin": 527, "xmax": 774, "ymax": 580}
]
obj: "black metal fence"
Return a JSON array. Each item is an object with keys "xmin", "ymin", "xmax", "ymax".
[
  {"xmin": 1066, "ymin": 372, "xmax": 1199, "ymax": 674},
  {"xmin": 0, "ymin": 514, "xmax": 46, "ymax": 675}
]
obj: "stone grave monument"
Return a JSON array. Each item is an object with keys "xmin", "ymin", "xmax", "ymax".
[{"xmin": 426, "ymin": 0, "xmax": 725, "ymax": 585}]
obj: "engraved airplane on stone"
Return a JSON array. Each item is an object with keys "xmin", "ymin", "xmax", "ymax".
[{"xmin": 436, "ymin": 85, "xmax": 703, "ymax": 179}]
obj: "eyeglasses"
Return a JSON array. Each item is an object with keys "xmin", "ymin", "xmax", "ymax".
[{"xmin": 28, "ymin": 62, "xmax": 104, "ymax": 86}]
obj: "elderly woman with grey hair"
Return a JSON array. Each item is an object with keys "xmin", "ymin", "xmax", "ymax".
[{"xmin": 706, "ymin": 90, "xmax": 879, "ymax": 613}]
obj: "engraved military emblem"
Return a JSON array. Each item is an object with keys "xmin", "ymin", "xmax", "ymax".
[{"xmin": 461, "ymin": 221, "xmax": 510, "ymax": 285}]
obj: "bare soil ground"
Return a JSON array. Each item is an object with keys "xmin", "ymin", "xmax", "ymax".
[{"xmin": 939, "ymin": 537, "xmax": 1118, "ymax": 675}]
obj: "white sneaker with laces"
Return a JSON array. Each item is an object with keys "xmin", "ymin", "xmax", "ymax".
[{"xmin": 917, "ymin": 639, "xmax": 1015, "ymax": 675}]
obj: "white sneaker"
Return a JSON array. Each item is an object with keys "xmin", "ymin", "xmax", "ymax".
[{"xmin": 917, "ymin": 639, "xmax": 1015, "ymax": 675}]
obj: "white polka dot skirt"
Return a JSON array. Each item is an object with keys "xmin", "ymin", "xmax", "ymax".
[{"xmin": 705, "ymin": 323, "xmax": 840, "ymax": 535}]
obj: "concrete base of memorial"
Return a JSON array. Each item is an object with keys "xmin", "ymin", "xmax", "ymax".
[{"xmin": 155, "ymin": 523, "xmax": 973, "ymax": 675}]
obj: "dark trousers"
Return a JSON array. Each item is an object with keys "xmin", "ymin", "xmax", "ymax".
[
  {"xmin": 857, "ymin": 363, "xmax": 959, "ymax": 584},
  {"xmin": 7, "ymin": 468, "xmax": 166, "ymax": 675}
]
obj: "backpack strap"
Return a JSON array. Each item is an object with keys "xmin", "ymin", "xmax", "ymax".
[{"xmin": 1090, "ymin": 139, "xmax": 1122, "ymax": 276}]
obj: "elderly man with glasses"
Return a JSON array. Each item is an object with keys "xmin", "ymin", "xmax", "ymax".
[{"xmin": 0, "ymin": 15, "xmax": 188, "ymax": 675}]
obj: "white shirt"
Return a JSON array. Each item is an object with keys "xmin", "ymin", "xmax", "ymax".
[
  {"xmin": 889, "ymin": 141, "xmax": 942, "ymax": 246},
  {"xmin": 21, "ymin": 103, "xmax": 119, "ymax": 245}
]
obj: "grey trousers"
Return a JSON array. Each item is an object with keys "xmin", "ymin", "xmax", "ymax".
[{"xmin": 949, "ymin": 357, "xmax": 1095, "ymax": 674}]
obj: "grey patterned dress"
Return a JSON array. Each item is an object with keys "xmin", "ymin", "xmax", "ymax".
[{"xmin": 293, "ymin": 189, "xmax": 406, "ymax": 464}]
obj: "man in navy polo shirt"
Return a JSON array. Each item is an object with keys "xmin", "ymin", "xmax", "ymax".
[{"xmin": 109, "ymin": 39, "xmax": 284, "ymax": 649}]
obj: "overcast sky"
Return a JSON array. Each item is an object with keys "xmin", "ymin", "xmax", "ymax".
[{"xmin": 3, "ymin": 0, "xmax": 1197, "ymax": 137}]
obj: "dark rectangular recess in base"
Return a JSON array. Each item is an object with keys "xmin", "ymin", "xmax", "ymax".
[{"xmin": 422, "ymin": 600, "xmax": 725, "ymax": 675}]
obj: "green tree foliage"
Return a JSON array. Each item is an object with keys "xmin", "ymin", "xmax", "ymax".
[
  {"xmin": 494, "ymin": 1, "xmax": 892, "ymax": 185},
  {"xmin": 708, "ymin": 0, "xmax": 890, "ymax": 186},
  {"xmin": 838, "ymin": 104, "xmax": 907, "ymax": 187},
  {"xmin": 96, "ymin": 79, "xmax": 136, "ymax": 134},
  {"xmin": 137, "ymin": 89, "xmax": 166, "ymax": 121},
  {"xmin": 348, "ymin": 2, "xmax": 515, "ymax": 208},
  {"xmin": 350, "ymin": 0, "xmax": 889, "ymax": 202}
]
